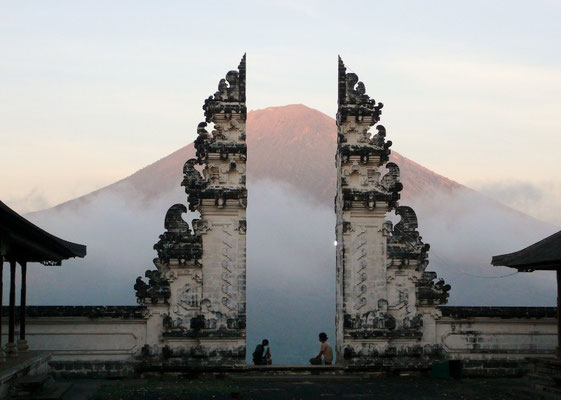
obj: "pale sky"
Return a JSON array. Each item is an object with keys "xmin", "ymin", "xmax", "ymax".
[{"xmin": 1, "ymin": 0, "xmax": 560, "ymax": 224}]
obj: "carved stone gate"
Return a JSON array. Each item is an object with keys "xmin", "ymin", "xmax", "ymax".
[{"xmin": 133, "ymin": 55, "xmax": 450, "ymax": 367}]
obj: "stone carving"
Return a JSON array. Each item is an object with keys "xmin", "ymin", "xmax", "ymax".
[
  {"xmin": 387, "ymin": 206, "xmax": 431, "ymax": 269},
  {"xmin": 337, "ymin": 56, "xmax": 384, "ymax": 124},
  {"xmin": 177, "ymin": 283, "xmax": 201, "ymax": 310},
  {"xmin": 182, "ymin": 158, "xmax": 205, "ymax": 188},
  {"xmin": 417, "ymin": 272, "xmax": 451, "ymax": 305},
  {"xmin": 203, "ymin": 54, "xmax": 246, "ymax": 123},
  {"xmin": 134, "ymin": 269, "xmax": 170, "ymax": 305},
  {"xmin": 352, "ymin": 226, "xmax": 368, "ymax": 310},
  {"xmin": 380, "ymin": 162, "xmax": 402, "ymax": 193},
  {"xmin": 221, "ymin": 224, "xmax": 236, "ymax": 312},
  {"xmin": 153, "ymin": 204, "xmax": 202, "ymax": 263},
  {"xmin": 335, "ymin": 57, "xmax": 450, "ymax": 365}
]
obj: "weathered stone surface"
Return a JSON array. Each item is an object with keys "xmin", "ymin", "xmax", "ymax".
[
  {"xmin": 4, "ymin": 305, "xmax": 555, "ymax": 377},
  {"xmin": 440, "ymin": 306, "xmax": 557, "ymax": 319},
  {"xmin": 1, "ymin": 305, "xmax": 145, "ymax": 318},
  {"xmin": 335, "ymin": 57, "xmax": 450, "ymax": 365}
]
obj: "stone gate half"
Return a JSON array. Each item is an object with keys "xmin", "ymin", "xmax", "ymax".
[
  {"xmin": 134, "ymin": 55, "xmax": 247, "ymax": 366},
  {"xmin": 335, "ymin": 57, "xmax": 451, "ymax": 366}
]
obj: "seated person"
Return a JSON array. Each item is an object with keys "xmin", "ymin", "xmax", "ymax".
[
  {"xmin": 252, "ymin": 339, "xmax": 272, "ymax": 365},
  {"xmin": 309, "ymin": 332, "xmax": 333, "ymax": 365},
  {"xmin": 262, "ymin": 339, "xmax": 272, "ymax": 365}
]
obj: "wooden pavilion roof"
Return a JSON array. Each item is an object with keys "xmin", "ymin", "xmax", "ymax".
[
  {"xmin": 491, "ymin": 230, "xmax": 561, "ymax": 271},
  {"xmin": 0, "ymin": 200, "xmax": 86, "ymax": 265}
]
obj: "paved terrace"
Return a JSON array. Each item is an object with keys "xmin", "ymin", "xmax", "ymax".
[{"xmin": 62, "ymin": 375, "xmax": 528, "ymax": 400}]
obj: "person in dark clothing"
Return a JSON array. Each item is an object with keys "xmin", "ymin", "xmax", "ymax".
[
  {"xmin": 262, "ymin": 339, "xmax": 272, "ymax": 365},
  {"xmin": 252, "ymin": 339, "xmax": 272, "ymax": 365}
]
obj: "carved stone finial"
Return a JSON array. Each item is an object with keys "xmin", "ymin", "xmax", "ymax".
[
  {"xmin": 387, "ymin": 206, "xmax": 434, "ymax": 270},
  {"xmin": 182, "ymin": 158, "xmax": 206, "ymax": 191},
  {"xmin": 394, "ymin": 206, "xmax": 418, "ymax": 234},
  {"xmin": 164, "ymin": 204, "xmax": 191, "ymax": 234},
  {"xmin": 203, "ymin": 54, "xmax": 247, "ymax": 123},
  {"xmin": 194, "ymin": 122, "xmax": 212, "ymax": 162},
  {"xmin": 337, "ymin": 56, "xmax": 383, "ymax": 123},
  {"xmin": 417, "ymin": 273, "xmax": 451, "ymax": 305},
  {"xmin": 381, "ymin": 162, "xmax": 402, "ymax": 194},
  {"xmin": 134, "ymin": 269, "xmax": 171, "ymax": 305},
  {"xmin": 154, "ymin": 204, "xmax": 202, "ymax": 263}
]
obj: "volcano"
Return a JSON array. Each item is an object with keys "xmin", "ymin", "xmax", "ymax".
[{"xmin": 48, "ymin": 104, "xmax": 464, "ymax": 211}]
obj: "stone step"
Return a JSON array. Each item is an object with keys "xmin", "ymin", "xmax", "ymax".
[
  {"xmin": 526, "ymin": 372, "xmax": 554, "ymax": 384},
  {"xmin": 15, "ymin": 374, "xmax": 51, "ymax": 391},
  {"xmin": 533, "ymin": 364, "xmax": 561, "ymax": 374},
  {"xmin": 531, "ymin": 361, "xmax": 561, "ymax": 373},
  {"xmin": 518, "ymin": 388, "xmax": 561, "ymax": 400},
  {"xmin": 11, "ymin": 382, "xmax": 72, "ymax": 400},
  {"xmin": 532, "ymin": 370, "xmax": 561, "ymax": 383},
  {"xmin": 527, "ymin": 383, "xmax": 561, "ymax": 400}
]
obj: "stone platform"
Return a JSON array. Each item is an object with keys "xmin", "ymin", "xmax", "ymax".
[
  {"xmin": 0, "ymin": 351, "xmax": 51, "ymax": 397},
  {"xmin": 62, "ymin": 375, "xmax": 527, "ymax": 400},
  {"xmin": 136, "ymin": 362, "xmax": 434, "ymax": 377},
  {"xmin": 523, "ymin": 357, "xmax": 561, "ymax": 399}
]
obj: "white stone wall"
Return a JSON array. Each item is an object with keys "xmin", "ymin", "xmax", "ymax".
[
  {"xmin": 436, "ymin": 316, "xmax": 557, "ymax": 360},
  {"xmin": 4, "ymin": 313, "xmax": 555, "ymax": 363},
  {"xmin": 2, "ymin": 317, "xmax": 147, "ymax": 361}
]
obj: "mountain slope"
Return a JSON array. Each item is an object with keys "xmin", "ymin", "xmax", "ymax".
[
  {"xmin": 48, "ymin": 104, "xmax": 465, "ymax": 212},
  {"xmin": 32, "ymin": 104, "xmax": 557, "ymax": 308}
]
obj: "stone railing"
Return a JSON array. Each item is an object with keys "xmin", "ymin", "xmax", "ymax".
[
  {"xmin": 437, "ymin": 306, "xmax": 558, "ymax": 376},
  {"xmin": 1, "ymin": 305, "xmax": 557, "ymax": 377}
]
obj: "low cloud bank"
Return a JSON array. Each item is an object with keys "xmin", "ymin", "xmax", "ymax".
[
  {"xmin": 5, "ymin": 189, "xmax": 51, "ymax": 215},
  {"xmin": 9, "ymin": 177, "xmax": 557, "ymax": 364},
  {"xmin": 472, "ymin": 180, "xmax": 561, "ymax": 227},
  {"xmin": 405, "ymin": 189, "xmax": 557, "ymax": 306}
]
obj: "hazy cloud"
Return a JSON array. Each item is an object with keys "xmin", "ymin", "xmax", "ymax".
[
  {"xmin": 5, "ymin": 189, "xmax": 51, "ymax": 214},
  {"xmin": 472, "ymin": 180, "xmax": 561, "ymax": 227},
  {"xmin": 9, "ymin": 178, "xmax": 558, "ymax": 364},
  {"xmin": 405, "ymin": 188, "xmax": 557, "ymax": 306}
]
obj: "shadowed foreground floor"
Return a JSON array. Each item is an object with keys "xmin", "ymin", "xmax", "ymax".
[{"xmin": 61, "ymin": 376, "xmax": 528, "ymax": 400}]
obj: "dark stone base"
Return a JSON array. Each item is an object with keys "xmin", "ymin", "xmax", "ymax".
[
  {"xmin": 48, "ymin": 358, "xmax": 537, "ymax": 379},
  {"xmin": 342, "ymin": 343, "xmax": 445, "ymax": 361},
  {"xmin": 137, "ymin": 355, "xmax": 246, "ymax": 373},
  {"xmin": 341, "ymin": 357, "xmax": 438, "ymax": 372},
  {"xmin": 459, "ymin": 359, "xmax": 530, "ymax": 377},
  {"xmin": 49, "ymin": 361, "xmax": 137, "ymax": 379}
]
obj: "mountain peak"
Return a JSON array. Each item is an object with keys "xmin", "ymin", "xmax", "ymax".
[{"xmin": 46, "ymin": 105, "xmax": 464, "ymax": 212}]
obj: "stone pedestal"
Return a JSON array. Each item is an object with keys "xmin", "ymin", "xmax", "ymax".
[
  {"xmin": 17, "ymin": 340, "xmax": 28, "ymax": 352},
  {"xmin": 5, "ymin": 342, "xmax": 17, "ymax": 357}
]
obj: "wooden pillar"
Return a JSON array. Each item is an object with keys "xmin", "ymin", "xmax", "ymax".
[
  {"xmin": 18, "ymin": 262, "xmax": 28, "ymax": 351},
  {"xmin": 0, "ymin": 259, "xmax": 4, "ymax": 361},
  {"xmin": 557, "ymin": 269, "xmax": 561, "ymax": 358},
  {"xmin": 6, "ymin": 260, "xmax": 17, "ymax": 355}
]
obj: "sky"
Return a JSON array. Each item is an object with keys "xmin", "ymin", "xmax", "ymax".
[{"xmin": 1, "ymin": 0, "xmax": 560, "ymax": 224}]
